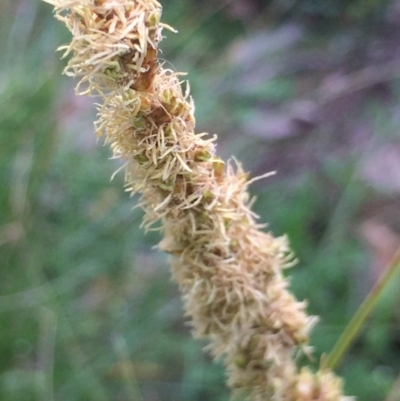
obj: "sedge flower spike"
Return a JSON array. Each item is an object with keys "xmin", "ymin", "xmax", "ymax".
[{"xmin": 45, "ymin": 1, "xmax": 354, "ymax": 400}]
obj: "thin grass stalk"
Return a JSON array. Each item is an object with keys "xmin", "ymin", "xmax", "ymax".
[{"xmin": 325, "ymin": 248, "xmax": 400, "ymax": 371}]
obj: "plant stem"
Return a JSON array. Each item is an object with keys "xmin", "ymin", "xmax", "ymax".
[{"xmin": 324, "ymin": 248, "xmax": 400, "ymax": 370}]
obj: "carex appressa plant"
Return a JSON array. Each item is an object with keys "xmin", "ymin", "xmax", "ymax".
[{"xmin": 44, "ymin": 1, "xmax": 354, "ymax": 400}]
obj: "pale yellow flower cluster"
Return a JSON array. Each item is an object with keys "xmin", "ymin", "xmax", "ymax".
[{"xmin": 45, "ymin": 0, "xmax": 353, "ymax": 399}]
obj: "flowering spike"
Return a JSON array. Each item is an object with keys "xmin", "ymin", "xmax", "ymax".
[{"xmin": 45, "ymin": 1, "xmax": 353, "ymax": 400}]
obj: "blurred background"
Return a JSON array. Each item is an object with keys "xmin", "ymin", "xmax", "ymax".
[{"xmin": 1, "ymin": 0, "xmax": 400, "ymax": 400}]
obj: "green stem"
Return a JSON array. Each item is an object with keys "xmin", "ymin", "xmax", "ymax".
[{"xmin": 324, "ymin": 248, "xmax": 400, "ymax": 371}]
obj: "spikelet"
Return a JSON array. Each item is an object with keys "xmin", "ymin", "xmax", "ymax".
[{"xmin": 45, "ymin": 1, "xmax": 353, "ymax": 399}]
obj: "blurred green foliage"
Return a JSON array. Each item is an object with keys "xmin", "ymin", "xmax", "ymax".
[{"xmin": 1, "ymin": 0, "xmax": 399, "ymax": 400}]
